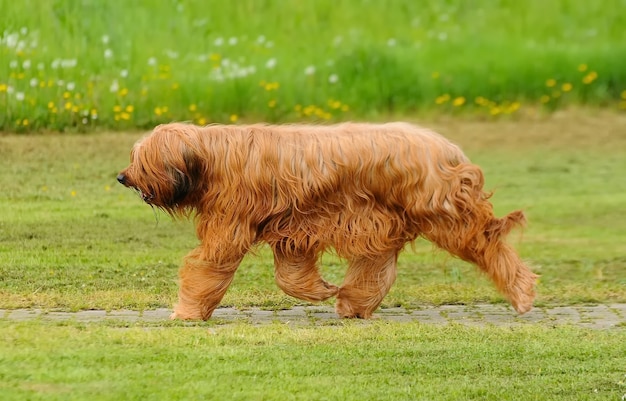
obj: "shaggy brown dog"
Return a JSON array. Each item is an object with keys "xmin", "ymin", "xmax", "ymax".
[{"xmin": 117, "ymin": 122, "xmax": 537, "ymax": 320}]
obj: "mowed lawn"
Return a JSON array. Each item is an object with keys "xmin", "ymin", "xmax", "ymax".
[
  {"xmin": 1, "ymin": 112, "xmax": 625, "ymax": 400},
  {"xmin": 0, "ymin": 111, "xmax": 625, "ymax": 311}
]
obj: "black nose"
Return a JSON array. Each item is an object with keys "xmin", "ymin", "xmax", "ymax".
[{"xmin": 117, "ymin": 173, "xmax": 126, "ymax": 185}]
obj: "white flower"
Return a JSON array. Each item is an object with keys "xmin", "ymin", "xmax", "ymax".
[
  {"xmin": 51, "ymin": 59, "xmax": 60, "ymax": 69},
  {"xmin": 109, "ymin": 79, "xmax": 119, "ymax": 93},
  {"xmin": 165, "ymin": 50, "xmax": 179, "ymax": 59},
  {"xmin": 256, "ymin": 35, "xmax": 266, "ymax": 44},
  {"xmin": 56, "ymin": 79, "xmax": 65, "ymax": 87},
  {"xmin": 120, "ymin": 69, "xmax": 128, "ymax": 78},
  {"xmin": 328, "ymin": 74, "xmax": 339, "ymax": 84},
  {"xmin": 147, "ymin": 57, "xmax": 157, "ymax": 66},
  {"xmin": 214, "ymin": 37, "xmax": 224, "ymax": 46},
  {"xmin": 6, "ymin": 85, "xmax": 14, "ymax": 94},
  {"xmin": 29, "ymin": 78, "xmax": 38, "ymax": 87},
  {"xmin": 61, "ymin": 59, "xmax": 77, "ymax": 68},
  {"xmin": 9, "ymin": 60, "xmax": 18, "ymax": 69},
  {"xmin": 265, "ymin": 41, "xmax": 274, "ymax": 48},
  {"xmin": 304, "ymin": 65, "xmax": 315, "ymax": 75},
  {"xmin": 438, "ymin": 32, "xmax": 447, "ymax": 41},
  {"xmin": 66, "ymin": 82, "xmax": 76, "ymax": 91},
  {"xmin": 228, "ymin": 37, "xmax": 238, "ymax": 46},
  {"xmin": 20, "ymin": 27, "xmax": 28, "ymax": 35},
  {"xmin": 387, "ymin": 38, "xmax": 397, "ymax": 47},
  {"xmin": 15, "ymin": 92, "xmax": 25, "ymax": 101},
  {"xmin": 265, "ymin": 58, "xmax": 277, "ymax": 69},
  {"xmin": 101, "ymin": 35, "xmax": 109, "ymax": 45},
  {"xmin": 22, "ymin": 60, "xmax": 31, "ymax": 69},
  {"xmin": 37, "ymin": 62, "xmax": 45, "ymax": 70},
  {"xmin": 104, "ymin": 48, "xmax": 113, "ymax": 59}
]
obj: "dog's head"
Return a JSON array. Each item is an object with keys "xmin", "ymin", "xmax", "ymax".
[{"xmin": 117, "ymin": 123, "xmax": 205, "ymax": 214}]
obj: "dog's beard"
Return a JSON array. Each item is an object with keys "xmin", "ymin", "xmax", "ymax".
[{"xmin": 132, "ymin": 186, "xmax": 154, "ymax": 203}]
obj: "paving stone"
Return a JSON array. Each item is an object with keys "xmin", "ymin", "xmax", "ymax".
[
  {"xmin": 74, "ymin": 310, "xmax": 108, "ymax": 321},
  {"xmin": 410, "ymin": 308, "xmax": 448, "ymax": 325},
  {"xmin": 6, "ymin": 309, "xmax": 43, "ymax": 320},
  {"xmin": 213, "ymin": 307, "xmax": 248, "ymax": 321},
  {"xmin": 106, "ymin": 310, "xmax": 140, "ymax": 322},
  {"xmin": 1, "ymin": 304, "xmax": 624, "ymax": 329},
  {"xmin": 545, "ymin": 306, "xmax": 581, "ymax": 324},
  {"xmin": 140, "ymin": 308, "xmax": 172, "ymax": 321}
]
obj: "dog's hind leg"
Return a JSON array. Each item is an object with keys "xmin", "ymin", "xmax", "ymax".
[
  {"xmin": 171, "ymin": 247, "xmax": 244, "ymax": 320},
  {"xmin": 273, "ymin": 245, "xmax": 339, "ymax": 302},
  {"xmin": 423, "ymin": 210, "xmax": 537, "ymax": 314},
  {"xmin": 335, "ymin": 251, "xmax": 398, "ymax": 319}
]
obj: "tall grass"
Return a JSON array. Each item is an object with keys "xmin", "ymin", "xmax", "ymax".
[{"xmin": 1, "ymin": 0, "xmax": 626, "ymax": 132}]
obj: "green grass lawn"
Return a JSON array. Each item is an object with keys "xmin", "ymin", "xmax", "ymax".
[
  {"xmin": 1, "ymin": 111, "xmax": 625, "ymax": 311},
  {"xmin": 1, "ymin": 112, "xmax": 625, "ymax": 400},
  {"xmin": 0, "ymin": 321, "xmax": 624, "ymax": 401}
]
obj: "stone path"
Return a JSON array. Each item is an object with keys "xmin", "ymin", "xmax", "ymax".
[{"xmin": 2, "ymin": 304, "xmax": 625, "ymax": 329}]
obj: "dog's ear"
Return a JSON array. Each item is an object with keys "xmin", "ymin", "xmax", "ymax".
[{"xmin": 169, "ymin": 138, "xmax": 204, "ymax": 204}]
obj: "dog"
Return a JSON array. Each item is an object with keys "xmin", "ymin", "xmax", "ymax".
[{"xmin": 117, "ymin": 122, "xmax": 537, "ymax": 320}]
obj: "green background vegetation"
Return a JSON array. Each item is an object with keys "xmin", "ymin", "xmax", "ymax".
[{"xmin": 1, "ymin": 0, "xmax": 625, "ymax": 132}]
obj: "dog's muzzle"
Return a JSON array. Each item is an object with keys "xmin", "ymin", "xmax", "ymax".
[{"xmin": 117, "ymin": 173, "xmax": 127, "ymax": 186}]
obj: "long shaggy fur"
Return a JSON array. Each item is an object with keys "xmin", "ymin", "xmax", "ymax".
[{"xmin": 118, "ymin": 122, "xmax": 538, "ymax": 320}]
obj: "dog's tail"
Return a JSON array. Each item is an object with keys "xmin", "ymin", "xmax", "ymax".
[{"xmin": 418, "ymin": 163, "xmax": 537, "ymax": 314}]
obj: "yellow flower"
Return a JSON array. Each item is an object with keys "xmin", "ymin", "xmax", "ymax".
[
  {"xmin": 229, "ymin": 114, "xmax": 238, "ymax": 123},
  {"xmin": 619, "ymin": 101, "xmax": 626, "ymax": 110},
  {"xmin": 154, "ymin": 107, "xmax": 163, "ymax": 116},
  {"xmin": 72, "ymin": 105, "xmax": 79, "ymax": 113},
  {"xmin": 561, "ymin": 83, "xmax": 573, "ymax": 92},
  {"xmin": 577, "ymin": 64, "xmax": 588, "ymax": 72},
  {"xmin": 341, "ymin": 104, "xmax": 349, "ymax": 112},
  {"xmin": 545, "ymin": 79, "xmax": 556, "ymax": 88},
  {"xmin": 268, "ymin": 99, "xmax": 277, "ymax": 108},
  {"xmin": 294, "ymin": 104, "xmax": 302, "ymax": 112},
  {"xmin": 162, "ymin": 106, "xmax": 169, "ymax": 113},
  {"xmin": 113, "ymin": 105, "xmax": 122, "ymax": 112},
  {"xmin": 582, "ymin": 71, "xmax": 598, "ymax": 84},
  {"xmin": 63, "ymin": 91, "xmax": 71, "ymax": 99},
  {"xmin": 540, "ymin": 95, "xmax": 550, "ymax": 103},
  {"xmin": 431, "ymin": 72, "xmax": 440, "ymax": 79},
  {"xmin": 189, "ymin": 104, "xmax": 197, "ymax": 112},
  {"xmin": 452, "ymin": 96, "xmax": 466, "ymax": 107},
  {"xmin": 209, "ymin": 53, "xmax": 221, "ymax": 62},
  {"xmin": 328, "ymin": 100, "xmax": 342, "ymax": 109},
  {"xmin": 120, "ymin": 112, "xmax": 131, "ymax": 120},
  {"xmin": 171, "ymin": 83, "xmax": 179, "ymax": 90},
  {"xmin": 506, "ymin": 102, "xmax": 521, "ymax": 114},
  {"xmin": 435, "ymin": 94, "xmax": 450, "ymax": 105},
  {"xmin": 125, "ymin": 105, "xmax": 134, "ymax": 113},
  {"xmin": 22, "ymin": 118, "xmax": 29, "ymax": 126},
  {"xmin": 621, "ymin": 90, "xmax": 626, "ymax": 100},
  {"xmin": 264, "ymin": 82, "xmax": 279, "ymax": 91},
  {"xmin": 197, "ymin": 117, "xmax": 207, "ymax": 125},
  {"xmin": 64, "ymin": 102, "xmax": 72, "ymax": 110},
  {"xmin": 104, "ymin": 185, "xmax": 111, "ymax": 192},
  {"xmin": 490, "ymin": 107, "xmax": 501, "ymax": 116},
  {"xmin": 474, "ymin": 96, "xmax": 489, "ymax": 106},
  {"xmin": 71, "ymin": 190, "xmax": 77, "ymax": 197},
  {"xmin": 47, "ymin": 101, "xmax": 55, "ymax": 109},
  {"xmin": 118, "ymin": 88, "xmax": 129, "ymax": 97}
]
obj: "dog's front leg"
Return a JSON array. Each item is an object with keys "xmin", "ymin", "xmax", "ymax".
[
  {"xmin": 171, "ymin": 246, "xmax": 244, "ymax": 320},
  {"xmin": 273, "ymin": 246, "xmax": 339, "ymax": 302}
]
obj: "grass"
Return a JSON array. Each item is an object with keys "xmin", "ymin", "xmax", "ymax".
[
  {"xmin": 1, "ymin": 0, "xmax": 626, "ymax": 131},
  {"xmin": 1, "ymin": 110, "xmax": 625, "ymax": 311},
  {"xmin": 0, "ymin": 321, "xmax": 625, "ymax": 400}
]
